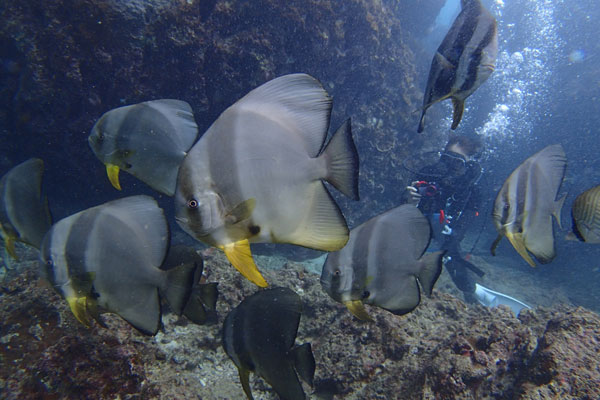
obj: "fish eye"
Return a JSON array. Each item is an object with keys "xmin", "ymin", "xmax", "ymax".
[
  {"xmin": 333, "ymin": 269, "xmax": 341, "ymax": 276},
  {"xmin": 45, "ymin": 258, "xmax": 53, "ymax": 268},
  {"xmin": 97, "ymin": 132, "xmax": 104, "ymax": 142},
  {"xmin": 188, "ymin": 198, "xmax": 198, "ymax": 209},
  {"xmin": 503, "ymin": 204, "xmax": 510, "ymax": 210},
  {"xmin": 362, "ymin": 290, "xmax": 370, "ymax": 299}
]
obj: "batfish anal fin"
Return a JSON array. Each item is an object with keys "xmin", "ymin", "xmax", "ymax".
[
  {"xmin": 343, "ymin": 300, "xmax": 373, "ymax": 322},
  {"xmin": 105, "ymin": 163, "xmax": 122, "ymax": 191},
  {"xmin": 451, "ymin": 98, "xmax": 465, "ymax": 130},
  {"xmin": 506, "ymin": 232, "xmax": 536, "ymax": 267},
  {"xmin": 225, "ymin": 198, "xmax": 256, "ymax": 225},
  {"xmin": 222, "ymin": 239, "xmax": 268, "ymax": 287}
]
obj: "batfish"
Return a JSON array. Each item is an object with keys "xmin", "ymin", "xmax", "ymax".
[
  {"xmin": 175, "ymin": 74, "xmax": 359, "ymax": 287},
  {"xmin": 89, "ymin": 99, "xmax": 198, "ymax": 196},
  {"xmin": 39, "ymin": 196, "xmax": 196, "ymax": 335},
  {"xmin": 568, "ymin": 184, "xmax": 600, "ymax": 243},
  {"xmin": 491, "ymin": 144, "xmax": 567, "ymax": 266},
  {"xmin": 0, "ymin": 158, "xmax": 52, "ymax": 258},
  {"xmin": 222, "ymin": 287, "xmax": 315, "ymax": 400},
  {"xmin": 320, "ymin": 204, "xmax": 443, "ymax": 321},
  {"xmin": 417, "ymin": 0, "xmax": 498, "ymax": 132}
]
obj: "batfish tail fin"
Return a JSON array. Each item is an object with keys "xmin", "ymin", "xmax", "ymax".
[
  {"xmin": 183, "ymin": 282, "xmax": 219, "ymax": 325},
  {"xmin": 451, "ymin": 98, "xmax": 465, "ymax": 130},
  {"xmin": 418, "ymin": 250, "xmax": 444, "ymax": 296},
  {"xmin": 320, "ymin": 119, "xmax": 359, "ymax": 200},
  {"xmin": 162, "ymin": 261, "xmax": 197, "ymax": 314},
  {"xmin": 291, "ymin": 343, "xmax": 316, "ymax": 387},
  {"xmin": 553, "ymin": 195, "xmax": 566, "ymax": 229},
  {"xmin": 222, "ymin": 239, "xmax": 268, "ymax": 287}
]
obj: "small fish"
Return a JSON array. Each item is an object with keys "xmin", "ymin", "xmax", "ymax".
[
  {"xmin": 175, "ymin": 74, "xmax": 359, "ymax": 287},
  {"xmin": 0, "ymin": 158, "xmax": 52, "ymax": 258},
  {"xmin": 320, "ymin": 204, "xmax": 443, "ymax": 321},
  {"xmin": 222, "ymin": 287, "xmax": 315, "ymax": 400},
  {"xmin": 39, "ymin": 195, "xmax": 196, "ymax": 335},
  {"xmin": 418, "ymin": 0, "xmax": 498, "ymax": 132},
  {"xmin": 491, "ymin": 144, "xmax": 567, "ymax": 266},
  {"xmin": 89, "ymin": 99, "xmax": 198, "ymax": 196},
  {"xmin": 162, "ymin": 245, "xmax": 219, "ymax": 324},
  {"xmin": 568, "ymin": 184, "xmax": 600, "ymax": 243}
]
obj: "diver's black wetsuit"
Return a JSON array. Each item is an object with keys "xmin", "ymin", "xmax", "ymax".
[{"xmin": 412, "ymin": 151, "xmax": 484, "ymax": 297}]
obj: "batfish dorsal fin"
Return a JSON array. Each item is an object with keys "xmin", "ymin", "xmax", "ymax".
[
  {"xmin": 230, "ymin": 73, "xmax": 332, "ymax": 158},
  {"xmin": 145, "ymin": 99, "xmax": 198, "ymax": 151}
]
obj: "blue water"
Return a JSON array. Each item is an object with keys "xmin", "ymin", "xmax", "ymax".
[{"xmin": 1, "ymin": 0, "xmax": 599, "ymax": 313}]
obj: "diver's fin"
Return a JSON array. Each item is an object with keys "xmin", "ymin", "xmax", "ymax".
[
  {"xmin": 553, "ymin": 195, "xmax": 566, "ymax": 229},
  {"xmin": 226, "ymin": 198, "xmax": 256, "ymax": 225},
  {"xmin": 474, "ymin": 283, "xmax": 531, "ymax": 316},
  {"xmin": 237, "ymin": 367, "xmax": 254, "ymax": 400},
  {"xmin": 506, "ymin": 232, "xmax": 536, "ymax": 267},
  {"xmin": 490, "ymin": 234, "xmax": 503, "ymax": 256},
  {"xmin": 321, "ymin": 119, "xmax": 359, "ymax": 200},
  {"xmin": 417, "ymin": 250, "xmax": 444, "ymax": 296},
  {"xmin": 451, "ymin": 98, "xmax": 465, "ymax": 130},
  {"xmin": 343, "ymin": 300, "xmax": 373, "ymax": 321},
  {"xmin": 222, "ymin": 240, "xmax": 268, "ymax": 287},
  {"xmin": 291, "ymin": 343, "xmax": 316, "ymax": 387},
  {"xmin": 105, "ymin": 163, "xmax": 122, "ymax": 190}
]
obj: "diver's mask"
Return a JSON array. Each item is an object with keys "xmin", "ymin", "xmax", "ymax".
[{"xmin": 440, "ymin": 150, "xmax": 482, "ymax": 183}]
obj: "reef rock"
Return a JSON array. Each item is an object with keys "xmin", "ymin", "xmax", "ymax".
[{"xmin": 1, "ymin": 248, "xmax": 599, "ymax": 399}]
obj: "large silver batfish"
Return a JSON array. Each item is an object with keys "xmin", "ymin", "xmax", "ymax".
[
  {"xmin": 89, "ymin": 99, "xmax": 198, "ymax": 196},
  {"xmin": 320, "ymin": 204, "xmax": 443, "ymax": 321},
  {"xmin": 175, "ymin": 74, "xmax": 359, "ymax": 287},
  {"xmin": 417, "ymin": 0, "xmax": 498, "ymax": 133},
  {"xmin": 568, "ymin": 184, "xmax": 600, "ymax": 243},
  {"xmin": 39, "ymin": 196, "xmax": 196, "ymax": 335},
  {"xmin": 491, "ymin": 145, "xmax": 567, "ymax": 266},
  {"xmin": 0, "ymin": 158, "xmax": 52, "ymax": 258}
]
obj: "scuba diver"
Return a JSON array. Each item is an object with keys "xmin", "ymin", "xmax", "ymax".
[
  {"xmin": 405, "ymin": 133, "xmax": 530, "ymax": 315},
  {"xmin": 405, "ymin": 133, "xmax": 484, "ymax": 302}
]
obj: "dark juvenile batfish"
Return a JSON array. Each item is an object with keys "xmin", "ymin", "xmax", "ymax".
[
  {"xmin": 175, "ymin": 73, "xmax": 359, "ymax": 287},
  {"xmin": 89, "ymin": 99, "xmax": 198, "ymax": 196},
  {"xmin": 0, "ymin": 158, "xmax": 52, "ymax": 258},
  {"xmin": 568, "ymin": 184, "xmax": 600, "ymax": 243},
  {"xmin": 417, "ymin": 0, "xmax": 498, "ymax": 133},
  {"xmin": 320, "ymin": 204, "xmax": 443, "ymax": 321},
  {"xmin": 39, "ymin": 195, "xmax": 197, "ymax": 335},
  {"xmin": 491, "ymin": 144, "xmax": 567, "ymax": 266},
  {"xmin": 222, "ymin": 287, "xmax": 315, "ymax": 400}
]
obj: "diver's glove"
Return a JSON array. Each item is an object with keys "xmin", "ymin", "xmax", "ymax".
[
  {"xmin": 405, "ymin": 181, "xmax": 422, "ymax": 206},
  {"xmin": 441, "ymin": 215, "xmax": 453, "ymax": 235}
]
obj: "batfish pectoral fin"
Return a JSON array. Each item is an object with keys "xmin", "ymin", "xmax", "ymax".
[
  {"xmin": 66, "ymin": 296, "xmax": 93, "ymax": 328},
  {"xmin": 490, "ymin": 234, "xmax": 503, "ymax": 256},
  {"xmin": 451, "ymin": 98, "xmax": 465, "ymax": 130},
  {"xmin": 435, "ymin": 52, "xmax": 456, "ymax": 70},
  {"xmin": 222, "ymin": 239, "xmax": 268, "ymax": 287},
  {"xmin": 226, "ymin": 198, "xmax": 256, "ymax": 225},
  {"xmin": 553, "ymin": 195, "xmax": 566, "ymax": 229},
  {"xmin": 343, "ymin": 300, "xmax": 373, "ymax": 322},
  {"xmin": 237, "ymin": 367, "xmax": 254, "ymax": 400},
  {"xmin": 506, "ymin": 232, "xmax": 536, "ymax": 267},
  {"xmin": 105, "ymin": 163, "xmax": 122, "ymax": 191}
]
